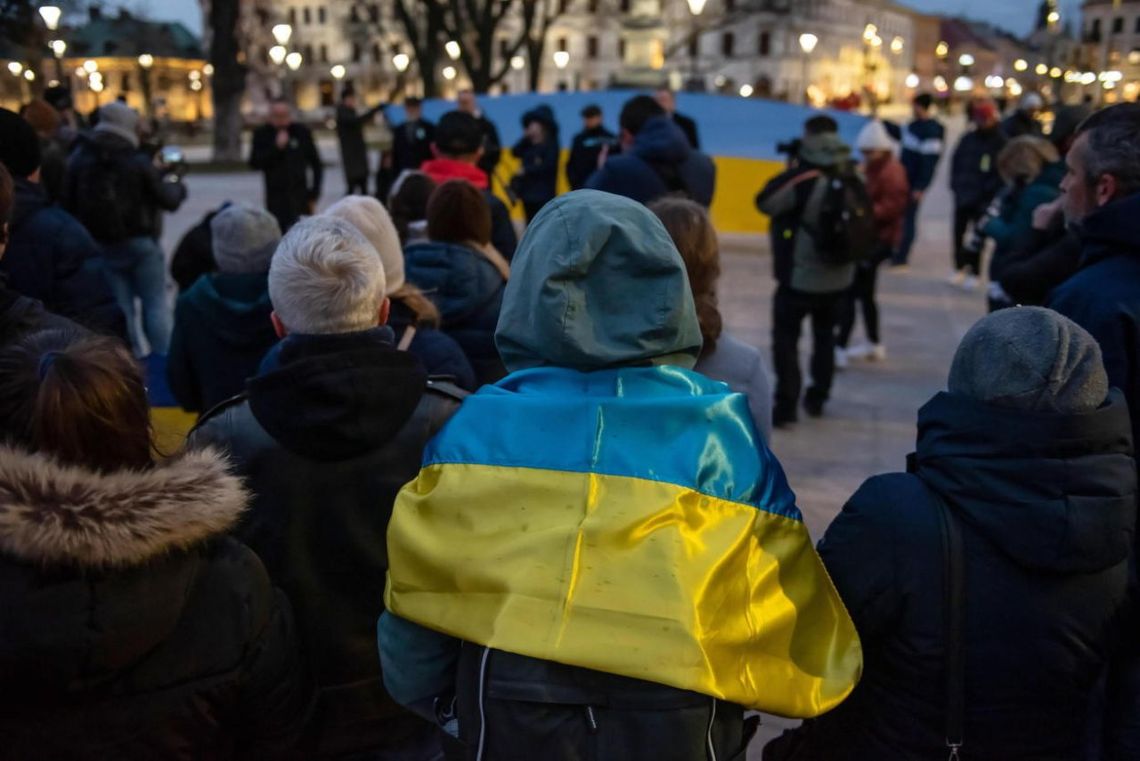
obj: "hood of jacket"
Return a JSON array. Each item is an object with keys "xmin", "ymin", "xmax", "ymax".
[
  {"xmin": 8, "ymin": 177, "xmax": 51, "ymax": 232},
  {"xmin": 1079, "ymin": 190, "xmax": 1140, "ymax": 266},
  {"xmin": 249, "ymin": 328, "xmax": 427, "ymax": 461},
  {"xmin": 75, "ymin": 129, "xmax": 136, "ymax": 158},
  {"xmin": 495, "ymin": 190, "xmax": 702, "ymax": 372},
  {"xmin": 799, "ymin": 132, "xmax": 852, "ymax": 169},
  {"xmin": 420, "ymin": 157, "xmax": 489, "ymax": 190},
  {"xmin": 915, "ymin": 391, "xmax": 1136, "ymax": 574},
  {"xmin": 180, "ymin": 272, "xmax": 276, "ymax": 349},
  {"xmin": 404, "ymin": 240, "xmax": 505, "ymax": 324},
  {"xmin": 631, "ymin": 115, "xmax": 692, "ymax": 165}
]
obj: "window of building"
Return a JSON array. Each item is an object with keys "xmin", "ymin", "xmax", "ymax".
[
  {"xmin": 500, "ymin": 38, "xmax": 511, "ymax": 57},
  {"xmin": 621, "ymin": 0, "xmax": 631, "ymax": 12},
  {"xmin": 352, "ymin": 42, "xmax": 362, "ymax": 62},
  {"xmin": 722, "ymin": 31, "xmax": 735, "ymax": 57},
  {"xmin": 304, "ymin": 44, "xmax": 314, "ymax": 62},
  {"xmin": 288, "ymin": 7, "xmax": 297, "ymax": 24},
  {"xmin": 371, "ymin": 42, "xmax": 381, "ymax": 62},
  {"xmin": 588, "ymin": 0, "xmax": 598, "ymax": 11},
  {"xmin": 758, "ymin": 29, "xmax": 770, "ymax": 56},
  {"xmin": 618, "ymin": 38, "xmax": 626, "ymax": 58},
  {"xmin": 121, "ymin": 72, "xmax": 132, "ymax": 91},
  {"xmin": 1135, "ymin": 16, "xmax": 1140, "ymax": 33},
  {"xmin": 587, "ymin": 35, "xmax": 599, "ymax": 59},
  {"xmin": 1091, "ymin": 18, "xmax": 1102, "ymax": 38},
  {"xmin": 558, "ymin": 36, "xmax": 568, "ymax": 52},
  {"xmin": 559, "ymin": 0, "xmax": 571, "ymax": 12},
  {"xmin": 320, "ymin": 44, "xmax": 328, "ymax": 62},
  {"xmin": 318, "ymin": 6, "xmax": 326, "ymax": 23},
  {"xmin": 303, "ymin": 6, "xmax": 311, "ymax": 24},
  {"xmin": 688, "ymin": 34, "xmax": 698, "ymax": 58},
  {"xmin": 369, "ymin": 4, "xmax": 379, "ymax": 23},
  {"xmin": 350, "ymin": 5, "xmax": 359, "ymax": 23},
  {"xmin": 1113, "ymin": 16, "xmax": 1124, "ymax": 34}
]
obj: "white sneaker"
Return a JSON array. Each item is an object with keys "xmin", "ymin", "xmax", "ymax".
[
  {"xmin": 845, "ymin": 343, "xmax": 872, "ymax": 360},
  {"xmin": 962, "ymin": 275, "xmax": 979, "ymax": 292},
  {"xmin": 869, "ymin": 344, "xmax": 888, "ymax": 362},
  {"xmin": 948, "ymin": 270, "xmax": 966, "ymax": 286},
  {"xmin": 835, "ymin": 347, "xmax": 849, "ymax": 370}
]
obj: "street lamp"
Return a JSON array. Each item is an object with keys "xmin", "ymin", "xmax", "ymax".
[
  {"xmin": 1036, "ymin": 63, "xmax": 1048, "ymax": 76},
  {"xmin": 272, "ymin": 24, "xmax": 293, "ymax": 46},
  {"xmin": 23, "ymin": 69, "xmax": 34, "ymax": 81},
  {"xmin": 905, "ymin": 72, "xmax": 920, "ymax": 88},
  {"xmin": 392, "ymin": 53, "xmax": 410, "ymax": 73},
  {"xmin": 935, "ymin": 41, "xmax": 949, "ymax": 58},
  {"xmin": 552, "ymin": 50, "xmax": 570, "ymax": 69},
  {"xmin": 285, "ymin": 51, "xmax": 303, "ymax": 71},
  {"xmin": 38, "ymin": 5, "xmax": 61, "ymax": 31},
  {"xmin": 739, "ymin": 83, "xmax": 753, "ymax": 97},
  {"xmin": 958, "ymin": 53, "xmax": 975, "ymax": 67},
  {"xmin": 269, "ymin": 46, "xmax": 287, "ymax": 66},
  {"xmin": 798, "ymin": 33, "xmax": 818, "ymax": 106},
  {"xmin": 330, "ymin": 64, "xmax": 346, "ymax": 80},
  {"xmin": 138, "ymin": 53, "xmax": 154, "ymax": 69},
  {"xmin": 83, "ymin": 59, "xmax": 97, "ymax": 74},
  {"xmin": 442, "ymin": 65, "xmax": 457, "ymax": 80},
  {"xmin": 1014, "ymin": 59, "xmax": 1028, "ymax": 72},
  {"xmin": 954, "ymin": 75, "xmax": 973, "ymax": 92},
  {"xmin": 685, "ymin": 0, "xmax": 707, "ymax": 91},
  {"xmin": 137, "ymin": 54, "xmax": 154, "ymax": 118},
  {"xmin": 445, "ymin": 40, "xmax": 461, "ymax": 60},
  {"xmin": 7, "ymin": 62, "xmax": 23, "ymax": 76},
  {"xmin": 891, "ymin": 36, "xmax": 904, "ymax": 55},
  {"xmin": 510, "ymin": 55, "xmax": 525, "ymax": 71}
]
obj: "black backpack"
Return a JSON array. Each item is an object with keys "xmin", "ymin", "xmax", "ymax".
[
  {"xmin": 810, "ymin": 166, "xmax": 877, "ymax": 265},
  {"xmin": 72, "ymin": 146, "xmax": 138, "ymax": 244}
]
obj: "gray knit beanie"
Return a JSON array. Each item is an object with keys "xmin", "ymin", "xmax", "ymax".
[
  {"xmin": 948, "ymin": 307, "xmax": 1108, "ymax": 414},
  {"xmin": 93, "ymin": 101, "xmax": 140, "ymax": 148},
  {"xmin": 211, "ymin": 204, "xmax": 282, "ymax": 275}
]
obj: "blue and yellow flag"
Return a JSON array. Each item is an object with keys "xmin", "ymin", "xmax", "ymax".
[{"xmin": 385, "ymin": 365, "xmax": 861, "ymax": 718}]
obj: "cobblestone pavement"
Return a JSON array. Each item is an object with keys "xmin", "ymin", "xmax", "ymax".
[{"xmin": 163, "ymin": 129, "xmax": 984, "ymax": 752}]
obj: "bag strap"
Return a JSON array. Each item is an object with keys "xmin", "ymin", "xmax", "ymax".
[
  {"xmin": 397, "ymin": 325, "xmax": 417, "ymax": 352},
  {"xmin": 929, "ymin": 486, "xmax": 966, "ymax": 760}
]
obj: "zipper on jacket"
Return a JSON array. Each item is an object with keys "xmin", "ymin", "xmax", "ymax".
[
  {"xmin": 475, "ymin": 647, "xmax": 490, "ymax": 761},
  {"xmin": 584, "ymin": 705, "xmax": 599, "ymax": 735},
  {"xmin": 706, "ymin": 698, "xmax": 718, "ymax": 761}
]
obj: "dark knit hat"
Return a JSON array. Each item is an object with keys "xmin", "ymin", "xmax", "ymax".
[
  {"xmin": 211, "ymin": 204, "xmax": 282, "ymax": 275},
  {"xmin": 43, "ymin": 85, "xmax": 73, "ymax": 112},
  {"xmin": 581, "ymin": 104, "xmax": 602, "ymax": 118},
  {"xmin": 434, "ymin": 111, "xmax": 483, "ymax": 156},
  {"xmin": 948, "ymin": 307, "xmax": 1108, "ymax": 414},
  {"xmin": 0, "ymin": 108, "xmax": 42, "ymax": 179}
]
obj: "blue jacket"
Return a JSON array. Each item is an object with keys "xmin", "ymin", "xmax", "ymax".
[
  {"xmin": 167, "ymin": 272, "xmax": 278, "ymax": 413},
  {"xmin": 388, "ymin": 299, "xmax": 477, "ymax": 391},
  {"xmin": 2, "ymin": 177, "xmax": 123, "ymax": 336},
  {"xmin": 404, "ymin": 240, "xmax": 506, "ymax": 385},
  {"xmin": 899, "ymin": 117, "xmax": 945, "ymax": 192},
  {"xmin": 1050, "ymin": 191, "xmax": 1140, "ymax": 464},
  {"xmin": 585, "ymin": 116, "xmax": 716, "ymax": 207}
]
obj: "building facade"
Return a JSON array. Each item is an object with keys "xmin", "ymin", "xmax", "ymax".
[{"xmin": 1080, "ymin": 0, "xmax": 1140, "ymax": 102}]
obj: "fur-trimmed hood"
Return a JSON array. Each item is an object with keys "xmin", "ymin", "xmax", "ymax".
[{"xmin": 0, "ymin": 446, "xmax": 248, "ymax": 568}]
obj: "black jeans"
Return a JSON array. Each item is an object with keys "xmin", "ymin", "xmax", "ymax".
[
  {"xmin": 893, "ymin": 197, "xmax": 920, "ymax": 265},
  {"xmin": 953, "ymin": 205, "xmax": 984, "ymax": 275},
  {"xmin": 345, "ymin": 176, "xmax": 369, "ymax": 196},
  {"xmin": 772, "ymin": 286, "xmax": 843, "ymax": 415},
  {"xmin": 836, "ymin": 259, "xmax": 882, "ymax": 348}
]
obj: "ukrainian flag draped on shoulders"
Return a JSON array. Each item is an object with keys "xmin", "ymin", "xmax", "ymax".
[{"xmin": 384, "ymin": 190, "xmax": 861, "ymax": 718}]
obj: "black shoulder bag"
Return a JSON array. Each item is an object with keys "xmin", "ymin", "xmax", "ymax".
[{"xmin": 930, "ymin": 487, "xmax": 966, "ymax": 760}]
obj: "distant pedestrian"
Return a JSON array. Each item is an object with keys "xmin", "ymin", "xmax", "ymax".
[
  {"xmin": 387, "ymin": 97, "xmax": 435, "ymax": 178},
  {"xmin": 949, "ymin": 100, "xmax": 1007, "ymax": 289},
  {"xmin": 166, "ymin": 204, "xmax": 281, "ymax": 414},
  {"xmin": 387, "ymin": 170, "xmax": 436, "ymax": 246},
  {"xmin": 249, "ymin": 97, "xmax": 322, "ymax": 233},
  {"xmin": 756, "ymin": 116, "xmax": 858, "ymax": 425},
  {"xmin": 836, "ymin": 120, "xmax": 909, "ymax": 365},
  {"xmin": 566, "ymin": 103, "xmax": 615, "ymax": 190},
  {"xmin": 420, "ymin": 110, "xmax": 518, "ymax": 257},
  {"xmin": 652, "ymin": 197, "xmax": 773, "ymax": 439},
  {"xmin": 63, "ymin": 101, "xmax": 186, "ymax": 356},
  {"xmin": 765, "ymin": 307, "xmax": 1135, "ymax": 761},
  {"xmin": 457, "ymin": 89, "xmax": 502, "ymax": 181},
  {"xmin": 586, "ymin": 94, "xmax": 715, "ymax": 207},
  {"xmin": 894, "ymin": 93, "xmax": 945, "ymax": 267},
  {"xmin": 655, "ymin": 87, "xmax": 700, "ymax": 149},
  {"xmin": 335, "ymin": 86, "xmax": 384, "ymax": 195},
  {"xmin": 1002, "ymin": 92, "xmax": 1045, "ymax": 139},
  {"xmin": 510, "ymin": 104, "xmax": 560, "ymax": 222}
]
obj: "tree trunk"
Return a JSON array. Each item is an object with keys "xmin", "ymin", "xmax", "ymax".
[{"xmin": 209, "ymin": 0, "xmax": 247, "ymax": 162}]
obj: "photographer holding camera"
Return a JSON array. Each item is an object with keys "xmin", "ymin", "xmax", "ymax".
[
  {"xmin": 63, "ymin": 101, "xmax": 186, "ymax": 358},
  {"xmin": 756, "ymin": 115, "xmax": 866, "ymax": 427}
]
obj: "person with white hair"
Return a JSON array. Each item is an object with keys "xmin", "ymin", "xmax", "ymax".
[
  {"xmin": 1003, "ymin": 92, "xmax": 1046, "ymax": 139},
  {"xmin": 189, "ymin": 215, "xmax": 464, "ymax": 758}
]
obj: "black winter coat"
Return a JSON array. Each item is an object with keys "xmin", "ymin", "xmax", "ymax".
[
  {"xmin": 336, "ymin": 103, "xmax": 383, "ymax": 183},
  {"xmin": 390, "ymin": 118, "xmax": 435, "ymax": 175},
  {"xmin": 475, "ymin": 114, "xmax": 503, "ymax": 179},
  {"xmin": 3, "ymin": 177, "xmax": 124, "ymax": 336},
  {"xmin": 170, "ymin": 206, "xmax": 221, "ymax": 291},
  {"xmin": 0, "ymin": 279, "xmax": 77, "ymax": 348},
  {"xmin": 190, "ymin": 329, "xmax": 462, "ymax": 757},
  {"xmin": 950, "ymin": 126, "xmax": 1008, "ymax": 211},
  {"xmin": 767, "ymin": 391, "xmax": 1136, "ymax": 761},
  {"xmin": 167, "ymin": 271, "xmax": 278, "ymax": 413},
  {"xmin": 249, "ymin": 122, "xmax": 323, "ymax": 233},
  {"xmin": 0, "ymin": 446, "xmax": 309, "ymax": 760},
  {"xmin": 671, "ymin": 111, "xmax": 700, "ymax": 150},
  {"xmin": 996, "ymin": 226, "xmax": 1081, "ymax": 306},
  {"xmin": 62, "ymin": 132, "xmax": 186, "ymax": 245},
  {"xmin": 388, "ymin": 298, "xmax": 477, "ymax": 390},
  {"xmin": 566, "ymin": 125, "xmax": 616, "ymax": 190}
]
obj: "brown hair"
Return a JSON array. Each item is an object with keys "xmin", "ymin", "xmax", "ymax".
[
  {"xmin": 388, "ymin": 171, "xmax": 437, "ymax": 245},
  {"xmin": 392, "ymin": 283, "xmax": 441, "ymax": 328},
  {"xmin": 649, "ymin": 198, "xmax": 723, "ymax": 355},
  {"xmin": 21, "ymin": 99, "xmax": 60, "ymax": 138},
  {"xmin": 0, "ymin": 163, "xmax": 12, "ymax": 248},
  {"xmin": 427, "ymin": 179, "xmax": 492, "ymax": 246},
  {"xmin": 0, "ymin": 330, "xmax": 154, "ymax": 472}
]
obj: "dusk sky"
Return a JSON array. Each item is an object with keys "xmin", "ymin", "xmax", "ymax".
[{"xmin": 139, "ymin": 0, "xmax": 1084, "ymax": 39}]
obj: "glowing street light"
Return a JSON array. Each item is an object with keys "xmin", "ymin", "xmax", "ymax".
[
  {"xmin": 953, "ymin": 75, "xmax": 973, "ymax": 92},
  {"xmin": 285, "ymin": 51, "xmax": 303, "ymax": 71},
  {"xmin": 83, "ymin": 59, "xmax": 98, "ymax": 73},
  {"xmin": 89, "ymin": 78, "xmax": 104, "ymax": 93},
  {"xmin": 7, "ymin": 61, "xmax": 23, "ymax": 76},
  {"xmin": 445, "ymin": 40, "xmax": 461, "ymax": 60},
  {"xmin": 188, "ymin": 70, "xmax": 202, "ymax": 81},
  {"xmin": 269, "ymin": 45, "xmax": 287, "ymax": 66},
  {"xmin": 330, "ymin": 64, "xmax": 346, "ymax": 80},
  {"xmin": 905, "ymin": 72, "xmax": 920, "ymax": 88},
  {"xmin": 392, "ymin": 53, "xmax": 410, "ymax": 72},
  {"xmin": 933, "ymin": 75, "xmax": 949, "ymax": 92},
  {"xmin": 203, "ymin": 63, "xmax": 214, "ymax": 76},
  {"xmin": 272, "ymin": 24, "xmax": 293, "ymax": 46},
  {"xmin": 510, "ymin": 55, "xmax": 525, "ymax": 70},
  {"xmin": 1050, "ymin": 66, "xmax": 1062, "ymax": 78},
  {"xmin": 50, "ymin": 39, "xmax": 66, "ymax": 57},
  {"xmin": 686, "ymin": 0, "xmax": 708, "ymax": 14},
  {"xmin": 1014, "ymin": 59, "xmax": 1028, "ymax": 72},
  {"xmin": 798, "ymin": 33, "xmax": 819, "ymax": 55},
  {"xmin": 1036, "ymin": 63, "xmax": 1048, "ymax": 75},
  {"xmin": 38, "ymin": 5, "xmax": 61, "ymax": 31},
  {"xmin": 138, "ymin": 53, "xmax": 154, "ymax": 69},
  {"xmin": 863, "ymin": 23, "xmax": 878, "ymax": 43},
  {"xmin": 442, "ymin": 65, "xmax": 457, "ymax": 80},
  {"xmin": 23, "ymin": 69, "xmax": 34, "ymax": 81},
  {"xmin": 935, "ymin": 41, "xmax": 949, "ymax": 58},
  {"xmin": 1047, "ymin": 10, "xmax": 1060, "ymax": 25},
  {"xmin": 958, "ymin": 53, "xmax": 975, "ymax": 67},
  {"xmin": 552, "ymin": 50, "xmax": 570, "ymax": 69},
  {"xmin": 739, "ymin": 84, "xmax": 754, "ymax": 97},
  {"xmin": 890, "ymin": 36, "xmax": 904, "ymax": 55}
]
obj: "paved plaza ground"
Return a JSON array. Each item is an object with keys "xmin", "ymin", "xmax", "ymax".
[{"xmin": 163, "ymin": 126, "xmax": 983, "ymax": 752}]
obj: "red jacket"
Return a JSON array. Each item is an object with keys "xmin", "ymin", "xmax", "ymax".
[
  {"xmin": 420, "ymin": 158, "xmax": 488, "ymax": 189},
  {"xmin": 864, "ymin": 156, "xmax": 910, "ymax": 248}
]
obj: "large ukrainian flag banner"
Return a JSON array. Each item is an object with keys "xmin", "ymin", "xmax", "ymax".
[{"xmin": 386, "ymin": 365, "xmax": 862, "ymax": 718}]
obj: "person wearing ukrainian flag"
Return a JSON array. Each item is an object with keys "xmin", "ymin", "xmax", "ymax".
[{"xmin": 378, "ymin": 190, "xmax": 862, "ymax": 759}]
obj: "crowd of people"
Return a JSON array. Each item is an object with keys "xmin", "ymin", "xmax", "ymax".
[{"xmin": 0, "ymin": 78, "xmax": 1139, "ymax": 761}]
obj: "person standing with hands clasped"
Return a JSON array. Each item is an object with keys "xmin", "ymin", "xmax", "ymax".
[{"xmin": 249, "ymin": 98, "xmax": 323, "ymax": 233}]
